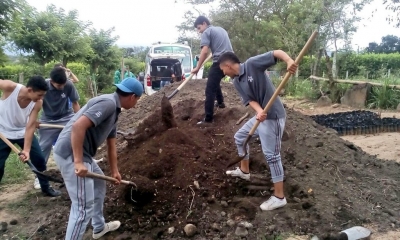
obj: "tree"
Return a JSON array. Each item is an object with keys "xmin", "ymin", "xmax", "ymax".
[
  {"xmin": 121, "ymin": 46, "xmax": 149, "ymax": 61},
  {"xmin": 366, "ymin": 35, "xmax": 400, "ymax": 53},
  {"xmin": 384, "ymin": 0, "xmax": 400, "ymax": 27},
  {"xmin": 0, "ymin": 0, "xmax": 25, "ymax": 35},
  {"xmin": 45, "ymin": 5, "xmax": 92, "ymax": 66},
  {"xmin": 9, "ymin": 4, "xmax": 91, "ymax": 69},
  {"xmin": 85, "ymin": 27, "xmax": 121, "ymax": 94}
]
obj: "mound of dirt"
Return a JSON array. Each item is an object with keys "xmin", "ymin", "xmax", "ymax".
[{"xmin": 31, "ymin": 81, "xmax": 400, "ymax": 239}]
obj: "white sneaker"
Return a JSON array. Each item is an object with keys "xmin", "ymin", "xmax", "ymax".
[
  {"xmin": 33, "ymin": 177, "xmax": 41, "ymax": 190},
  {"xmin": 93, "ymin": 221, "xmax": 121, "ymax": 239},
  {"xmin": 260, "ymin": 196, "xmax": 287, "ymax": 211},
  {"xmin": 226, "ymin": 167, "xmax": 250, "ymax": 180},
  {"xmin": 93, "ymin": 158, "xmax": 103, "ymax": 164}
]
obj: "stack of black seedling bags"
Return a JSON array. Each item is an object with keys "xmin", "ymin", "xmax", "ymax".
[{"xmin": 310, "ymin": 110, "xmax": 400, "ymax": 135}]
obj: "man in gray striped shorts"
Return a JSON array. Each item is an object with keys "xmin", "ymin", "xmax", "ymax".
[{"xmin": 218, "ymin": 50, "xmax": 297, "ymax": 211}]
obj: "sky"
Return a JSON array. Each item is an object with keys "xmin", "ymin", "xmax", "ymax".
[{"xmin": 25, "ymin": 0, "xmax": 399, "ymax": 51}]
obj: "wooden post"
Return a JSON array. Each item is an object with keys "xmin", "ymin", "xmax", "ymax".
[
  {"xmin": 388, "ymin": 69, "xmax": 391, "ymax": 77},
  {"xmin": 18, "ymin": 72, "xmax": 24, "ymax": 83},
  {"xmin": 120, "ymin": 57, "xmax": 125, "ymax": 81},
  {"xmin": 346, "ymin": 71, "xmax": 348, "ymax": 79}
]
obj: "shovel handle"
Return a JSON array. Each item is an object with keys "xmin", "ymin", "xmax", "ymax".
[
  {"xmin": 0, "ymin": 132, "xmax": 23, "ymax": 155},
  {"xmin": 85, "ymin": 172, "xmax": 136, "ymax": 187},
  {"xmin": 247, "ymin": 30, "xmax": 318, "ymax": 136},
  {"xmin": 167, "ymin": 53, "xmax": 213, "ymax": 100},
  {"xmin": 39, "ymin": 124, "xmax": 65, "ymax": 129},
  {"xmin": 0, "ymin": 132, "xmax": 64, "ymax": 183}
]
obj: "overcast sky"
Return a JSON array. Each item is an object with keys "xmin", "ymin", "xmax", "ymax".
[{"xmin": 25, "ymin": 0, "xmax": 398, "ymax": 50}]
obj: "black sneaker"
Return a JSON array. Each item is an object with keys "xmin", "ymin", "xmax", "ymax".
[
  {"xmin": 215, "ymin": 102, "xmax": 226, "ymax": 108},
  {"xmin": 42, "ymin": 187, "xmax": 62, "ymax": 197}
]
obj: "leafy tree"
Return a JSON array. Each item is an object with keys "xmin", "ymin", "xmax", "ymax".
[
  {"xmin": 366, "ymin": 35, "xmax": 400, "ymax": 53},
  {"xmin": 121, "ymin": 46, "xmax": 149, "ymax": 61},
  {"xmin": 9, "ymin": 4, "xmax": 91, "ymax": 69},
  {"xmin": 0, "ymin": 0, "xmax": 25, "ymax": 35},
  {"xmin": 85, "ymin": 27, "xmax": 121, "ymax": 94},
  {"xmin": 384, "ymin": 0, "xmax": 400, "ymax": 27}
]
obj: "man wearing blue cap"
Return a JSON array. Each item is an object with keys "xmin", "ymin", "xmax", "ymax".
[{"xmin": 53, "ymin": 77, "xmax": 143, "ymax": 240}]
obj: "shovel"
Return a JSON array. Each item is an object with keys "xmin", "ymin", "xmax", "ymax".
[
  {"xmin": 86, "ymin": 172, "xmax": 137, "ymax": 187},
  {"xmin": 0, "ymin": 132, "xmax": 64, "ymax": 183},
  {"xmin": 160, "ymin": 53, "xmax": 213, "ymax": 127},
  {"xmin": 226, "ymin": 30, "xmax": 319, "ymax": 168},
  {"xmin": 166, "ymin": 53, "xmax": 213, "ymax": 100},
  {"xmin": 38, "ymin": 124, "xmax": 65, "ymax": 129}
]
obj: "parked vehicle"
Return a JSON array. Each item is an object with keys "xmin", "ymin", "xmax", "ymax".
[
  {"xmin": 144, "ymin": 42, "xmax": 205, "ymax": 95},
  {"xmin": 144, "ymin": 52, "xmax": 185, "ymax": 96}
]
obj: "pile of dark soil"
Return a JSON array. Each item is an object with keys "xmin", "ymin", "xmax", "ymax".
[
  {"xmin": 311, "ymin": 110, "xmax": 400, "ymax": 135},
  {"xmin": 30, "ymin": 81, "xmax": 399, "ymax": 239}
]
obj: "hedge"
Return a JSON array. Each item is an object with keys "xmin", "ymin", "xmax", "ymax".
[{"xmin": 298, "ymin": 53, "xmax": 400, "ymax": 79}]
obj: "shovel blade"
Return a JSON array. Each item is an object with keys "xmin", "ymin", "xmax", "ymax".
[
  {"xmin": 26, "ymin": 161, "xmax": 64, "ymax": 183},
  {"xmin": 226, "ymin": 155, "xmax": 246, "ymax": 168}
]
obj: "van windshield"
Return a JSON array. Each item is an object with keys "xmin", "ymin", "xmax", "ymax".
[{"xmin": 153, "ymin": 46, "xmax": 191, "ymax": 73}]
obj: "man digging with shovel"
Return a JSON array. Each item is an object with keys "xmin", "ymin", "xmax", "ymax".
[
  {"xmin": 218, "ymin": 50, "xmax": 298, "ymax": 211},
  {"xmin": 53, "ymin": 77, "xmax": 143, "ymax": 239},
  {"xmin": 0, "ymin": 77, "xmax": 61, "ymax": 197}
]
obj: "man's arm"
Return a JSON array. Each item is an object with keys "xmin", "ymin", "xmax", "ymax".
[
  {"xmin": 249, "ymin": 50, "xmax": 296, "ymax": 72},
  {"xmin": 195, "ymin": 46, "xmax": 210, "ymax": 71},
  {"xmin": 192, "ymin": 29, "xmax": 211, "ymax": 73},
  {"xmin": 106, "ymin": 137, "xmax": 117, "ymax": 172},
  {"xmin": 67, "ymin": 69, "xmax": 79, "ymax": 83},
  {"xmin": 72, "ymin": 101, "xmax": 80, "ymax": 113},
  {"xmin": 20, "ymin": 101, "xmax": 43, "ymax": 161},
  {"xmin": 0, "ymin": 79, "xmax": 17, "ymax": 95},
  {"xmin": 67, "ymin": 81, "xmax": 80, "ymax": 113}
]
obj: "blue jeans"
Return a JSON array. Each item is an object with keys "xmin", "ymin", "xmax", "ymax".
[
  {"xmin": 160, "ymin": 79, "xmax": 171, "ymax": 88},
  {"xmin": 0, "ymin": 136, "xmax": 50, "ymax": 189}
]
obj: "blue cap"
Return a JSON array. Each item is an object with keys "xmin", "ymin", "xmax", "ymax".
[{"xmin": 114, "ymin": 77, "xmax": 143, "ymax": 97}]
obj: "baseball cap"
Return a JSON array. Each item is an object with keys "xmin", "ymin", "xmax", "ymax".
[{"xmin": 114, "ymin": 77, "xmax": 143, "ymax": 97}]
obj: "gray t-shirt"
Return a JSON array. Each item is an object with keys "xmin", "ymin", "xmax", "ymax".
[
  {"xmin": 200, "ymin": 25, "xmax": 233, "ymax": 62},
  {"xmin": 54, "ymin": 93, "xmax": 121, "ymax": 162},
  {"xmin": 41, "ymin": 79, "xmax": 80, "ymax": 120},
  {"xmin": 233, "ymin": 51, "xmax": 286, "ymax": 119}
]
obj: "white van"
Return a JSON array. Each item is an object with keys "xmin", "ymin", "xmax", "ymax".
[
  {"xmin": 144, "ymin": 42, "xmax": 205, "ymax": 96},
  {"xmin": 144, "ymin": 52, "xmax": 186, "ymax": 96}
]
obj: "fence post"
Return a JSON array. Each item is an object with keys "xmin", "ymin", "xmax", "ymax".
[
  {"xmin": 346, "ymin": 71, "xmax": 348, "ymax": 79},
  {"xmin": 388, "ymin": 69, "xmax": 391, "ymax": 77},
  {"xmin": 322, "ymin": 72, "xmax": 325, "ymax": 78},
  {"xmin": 18, "ymin": 73, "xmax": 24, "ymax": 83}
]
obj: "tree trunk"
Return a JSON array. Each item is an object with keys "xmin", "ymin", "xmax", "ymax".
[
  {"xmin": 324, "ymin": 49, "xmax": 338, "ymax": 102},
  {"xmin": 62, "ymin": 58, "xmax": 68, "ymax": 67}
]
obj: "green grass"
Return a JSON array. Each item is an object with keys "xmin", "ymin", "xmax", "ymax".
[{"xmin": 1, "ymin": 153, "xmax": 31, "ymax": 185}]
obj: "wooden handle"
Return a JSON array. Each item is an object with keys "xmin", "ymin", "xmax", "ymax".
[
  {"xmin": 0, "ymin": 132, "xmax": 22, "ymax": 154},
  {"xmin": 248, "ymin": 30, "xmax": 318, "ymax": 135},
  {"xmin": 177, "ymin": 53, "xmax": 213, "ymax": 91},
  {"xmin": 85, "ymin": 172, "xmax": 135, "ymax": 186},
  {"xmin": 39, "ymin": 124, "xmax": 65, "ymax": 129}
]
